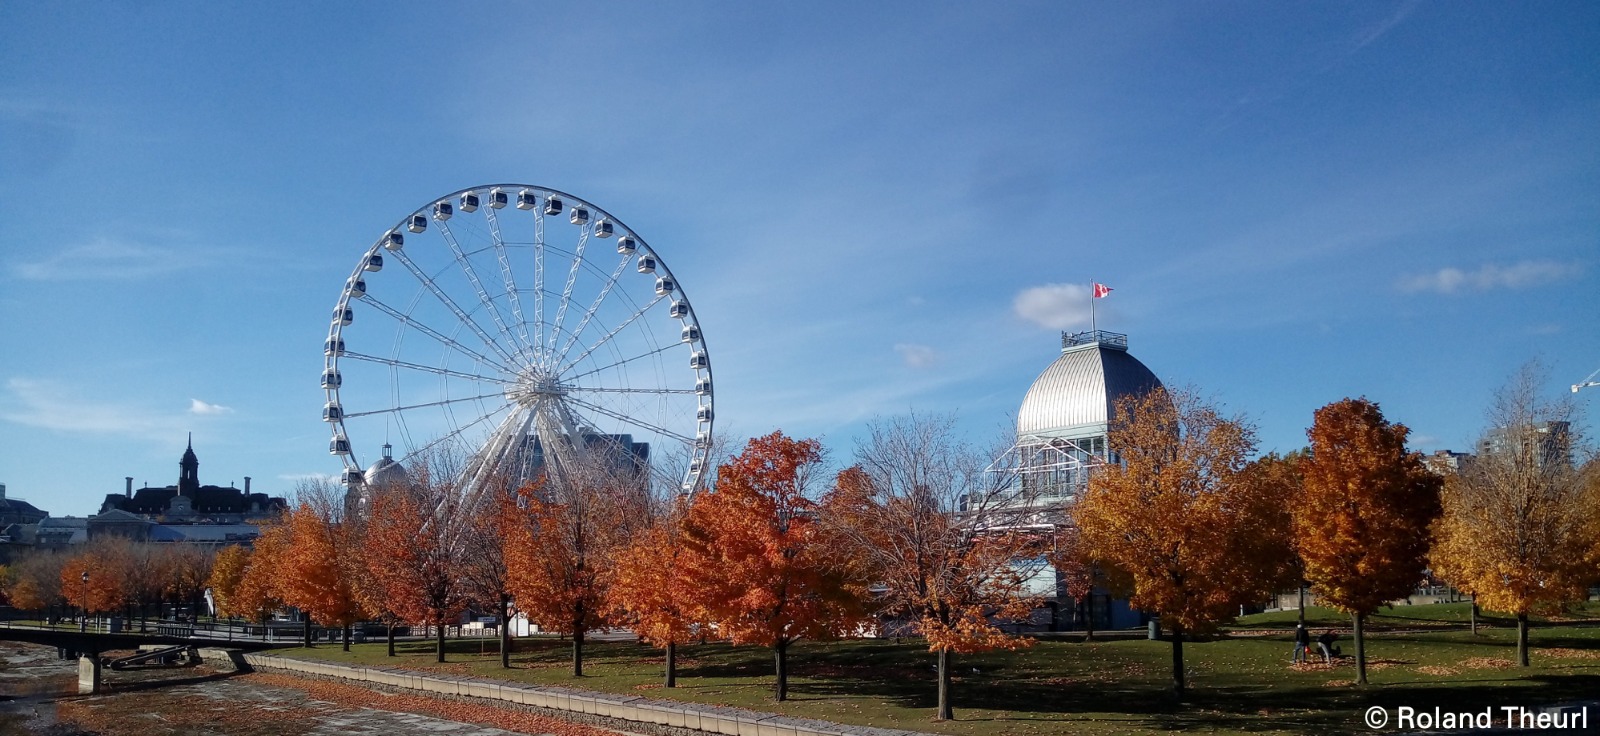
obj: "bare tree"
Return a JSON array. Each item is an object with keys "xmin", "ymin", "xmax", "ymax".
[{"xmin": 826, "ymin": 414, "xmax": 1047, "ymax": 720}]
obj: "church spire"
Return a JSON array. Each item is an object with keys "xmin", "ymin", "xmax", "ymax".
[{"xmin": 179, "ymin": 434, "xmax": 200, "ymax": 498}]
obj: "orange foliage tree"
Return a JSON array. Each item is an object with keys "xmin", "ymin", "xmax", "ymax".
[
  {"xmin": 1074, "ymin": 388, "xmax": 1293, "ymax": 695},
  {"xmin": 606, "ymin": 497, "xmax": 702, "ymax": 687},
  {"xmin": 825, "ymin": 414, "xmax": 1043, "ymax": 720},
  {"xmin": 6, "ymin": 551, "xmax": 65, "ymax": 616},
  {"xmin": 276, "ymin": 482, "xmax": 366, "ymax": 649},
  {"xmin": 684, "ymin": 431, "xmax": 865, "ymax": 702},
  {"xmin": 235, "ymin": 523, "xmax": 289, "ymax": 626},
  {"xmin": 360, "ymin": 451, "xmax": 476, "ymax": 663},
  {"xmin": 503, "ymin": 459, "xmax": 641, "ymax": 677},
  {"xmin": 1431, "ymin": 364, "xmax": 1595, "ymax": 666},
  {"xmin": 1296, "ymin": 397, "xmax": 1441, "ymax": 685},
  {"xmin": 207, "ymin": 544, "xmax": 253, "ymax": 619},
  {"xmin": 60, "ymin": 551, "xmax": 129, "ymax": 618}
]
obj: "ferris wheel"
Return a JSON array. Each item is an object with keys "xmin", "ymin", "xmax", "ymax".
[{"xmin": 322, "ymin": 184, "xmax": 713, "ymax": 501}]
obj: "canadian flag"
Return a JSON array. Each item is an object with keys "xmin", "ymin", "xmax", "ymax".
[{"xmin": 1093, "ymin": 283, "xmax": 1113, "ymax": 299}]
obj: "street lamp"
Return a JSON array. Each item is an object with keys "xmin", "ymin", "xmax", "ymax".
[{"xmin": 79, "ymin": 571, "xmax": 89, "ymax": 633}]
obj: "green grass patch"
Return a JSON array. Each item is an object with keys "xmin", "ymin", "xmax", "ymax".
[{"xmin": 274, "ymin": 624, "xmax": 1600, "ymax": 736}]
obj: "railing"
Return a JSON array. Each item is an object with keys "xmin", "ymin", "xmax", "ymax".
[{"xmin": 1062, "ymin": 330, "xmax": 1127, "ymax": 349}]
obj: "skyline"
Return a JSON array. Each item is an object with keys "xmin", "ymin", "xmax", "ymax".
[{"xmin": 2, "ymin": 2, "xmax": 1596, "ymax": 516}]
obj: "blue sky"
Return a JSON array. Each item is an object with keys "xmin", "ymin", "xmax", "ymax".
[{"xmin": 2, "ymin": 2, "xmax": 1596, "ymax": 517}]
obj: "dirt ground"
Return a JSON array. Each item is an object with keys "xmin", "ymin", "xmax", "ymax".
[{"xmin": 0, "ymin": 642, "xmax": 616, "ymax": 736}]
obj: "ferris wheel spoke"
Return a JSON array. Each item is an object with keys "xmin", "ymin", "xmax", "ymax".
[
  {"xmin": 563, "ymin": 395, "xmax": 697, "ymax": 446},
  {"xmin": 533, "ymin": 210, "xmax": 547, "ymax": 371},
  {"xmin": 344, "ymin": 351, "xmax": 513, "ymax": 385},
  {"xmin": 399, "ymin": 405, "xmax": 509, "ymax": 465},
  {"xmin": 361, "ymin": 294, "xmax": 516, "ymax": 375},
  {"xmin": 435, "ymin": 220, "xmax": 524, "ymax": 361},
  {"xmin": 552, "ymin": 253, "xmax": 632, "ymax": 368},
  {"xmin": 547, "ymin": 226, "xmax": 591, "ymax": 358},
  {"xmin": 567, "ymin": 385, "xmax": 698, "ymax": 395},
  {"xmin": 563, "ymin": 342, "xmax": 678, "ymax": 383},
  {"xmin": 342, "ymin": 391, "xmax": 507, "ymax": 420},
  {"xmin": 391, "ymin": 249, "xmax": 522, "ymax": 368},
  {"xmin": 483, "ymin": 206, "xmax": 533, "ymax": 357},
  {"xmin": 558, "ymin": 293, "xmax": 666, "ymax": 375}
]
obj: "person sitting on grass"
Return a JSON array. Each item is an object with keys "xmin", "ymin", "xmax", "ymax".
[
  {"xmin": 1317, "ymin": 630, "xmax": 1339, "ymax": 663},
  {"xmin": 1293, "ymin": 623, "xmax": 1311, "ymax": 664}
]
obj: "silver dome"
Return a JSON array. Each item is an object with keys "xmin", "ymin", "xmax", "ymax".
[
  {"xmin": 1017, "ymin": 334, "xmax": 1162, "ymax": 439},
  {"xmin": 363, "ymin": 443, "xmax": 409, "ymax": 488}
]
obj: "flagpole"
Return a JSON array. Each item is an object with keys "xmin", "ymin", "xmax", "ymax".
[{"xmin": 1090, "ymin": 281, "xmax": 1097, "ymax": 335}]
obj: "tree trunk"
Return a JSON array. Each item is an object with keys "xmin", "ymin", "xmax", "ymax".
[
  {"xmin": 436, "ymin": 620, "xmax": 446, "ymax": 663},
  {"xmin": 773, "ymin": 639, "xmax": 790, "ymax": 702},
  {"xmin": 1170, "ymin": 624, "xmax": 1186, "ymax": 696},
  {"xmin": 387, "ymin": 621, "xmax": 396, "ymax": 657},
  {"xmin": 1353, "ymin": 612, "xmax": 1367, "ymax": 686},
  {"xmin": 1297, "ymin": 585, "xmax": 1306, "ymax": 627},
  {"xmin": 342, "ymin": 622, "xmax": 351, "ymax": 652},
  {"xmin": 573, "ymin": 628, "xmax": 585, "ymax": 676},
  {"xmin": 1081, "ymin": 596, "xmax": 1095, "ymax": 641},
  {"xmin": 499, "ymin": 593, "xmax": 512, "ymax": 669},
  {"xmin": 665, "ymin": 641, "xmax": 677, "ymax": 688},
  {"xmin": 936, "ymin": 649, "xmax": 953, "ymax": 720},
  {"xmin": 1470, "ymin": 595, "xmax": 1479, "ymax": 636},
  {"xmin": 1516, "ymin": 612, "xmax": 1530, "ymax": 667},
  {"xmin": 303, "ymin": 617, "xmax": 313, "ymax": 648}
]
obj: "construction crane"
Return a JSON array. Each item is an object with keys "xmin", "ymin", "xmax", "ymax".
[{"xmin": 1574, "ymin": 366, "xmax": 1600, "ymax": 393}]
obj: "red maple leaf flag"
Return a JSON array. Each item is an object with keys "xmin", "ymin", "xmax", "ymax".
[{"xmin": 1093, "ymin": 283, "xmax": 1113, "ymax": 299}]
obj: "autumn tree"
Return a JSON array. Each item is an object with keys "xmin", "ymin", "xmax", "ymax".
[
  {"xmin": 1431, "ymin": 364, "xmax": 1594, "ymax": 666},
  {"xmin": 161, "ymin": 544, "xmax": 214, "ymax": 621},
  {"xmin": 503, "ymin": 444, "xmax": 646, "ymax": 677},
  {"xmin": 362, "ymin": 450, "xmax": 476, "ymax": 663},
  {"xmin": 1074, "ymin": 388, "xmax": 1294, "ymax": 695},
  {"xmin": 607, "ymin": 496, "xmax": 703, "ymax": 687},
  {"xmin": 234, "ymin": 523, "xmax": 289, "ymax": 624},
  {"xmin": 6, "ymin": 551, "xmax": 66, "ymax": 617},
  {"xmin": 207, "ymin": 544, "xmax": 252, "ymax": 619},
  {"xmin": 1296, "ymin": 397, "xmax": 1441, "ymax": 685},
  {"xmin": 824, "ymin": 414, "xmax": 1044, "ymax": 720},
  {"xmin": 276, "ymin": 481, "xmax": 367, "ymax": 649},
  {"xmin": 1047, "ymin": 524, "xmax": 1098, "ymax": 640},
  {"xmin": 460, "ymin": 474, "xmax": 518, "ymax": 668},
  {"xmin": 683, "ymin": 431, "xmax": 865, "ymax": 702}
]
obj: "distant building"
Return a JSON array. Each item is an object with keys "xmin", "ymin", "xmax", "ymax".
[
  {"xmin": 0, "ymin": 483, "xmax": 49, "ymax": 526},
  {"xmin": 1421, "ymin": 449, "xmax": 1475, "ymax": 476},
  {"xmin": 1477, "ymin": 420, "xmax": 1573, "ymax": 469},
  {"xmin": 98, "ymin": 435, "xmax": 288, "ymax": 522}
]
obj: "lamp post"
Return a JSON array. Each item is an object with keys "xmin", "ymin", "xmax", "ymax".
[{"xmin": 79, "ymin": 570, "xmax": 89, "ymax": 633}]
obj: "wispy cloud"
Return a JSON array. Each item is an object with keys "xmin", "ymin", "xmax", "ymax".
[
  {"xmin": 1, "ymin": 378, "xmax": 191, "ymax": 437},
  {"xmin": 277, "ymin": 472, "xmax": 340, "ymax": 484},
  {"xmin": 1013, "ymin": 283, "xmax": 1092, "ymax": 330},
  {"xmin": 12, "ymin": 237, "xmax": 197, "ymax": 281},
  {"xmin": 1352, "ymin": 0, "xmax": 1420, "ymax": 52},
  {"xmin": 188, "ymin": 399, "xmax": 234, "ymax": 415},
  {"xmin": 1398, "ymin": 260, "xmax": 1581, "ymax": 294},
  {"xmin": 894, "ymin": 343, "xmax": 938, "ymax": 369}
]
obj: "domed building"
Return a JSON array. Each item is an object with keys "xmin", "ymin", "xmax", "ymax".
[
  {"xmin": 342, "ymin": 443, "xmax": 410, "ymax": 515},
  {"xmin": 998, "ymin": 330, "xmax": 1163, "ymax": 632},
  {"xmin": 1009, "ymin": 330, "xmax": 1163, "ymax": 502}
]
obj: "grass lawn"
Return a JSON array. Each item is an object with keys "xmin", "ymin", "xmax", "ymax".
[{"xmin": 273, "ymin": 616, "xmax": 1600, "ymax": 735}]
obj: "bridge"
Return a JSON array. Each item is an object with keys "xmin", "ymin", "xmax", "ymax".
[{"xmin": 0, "ymin": 621, "xmax": 295, "ymax": 694}]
